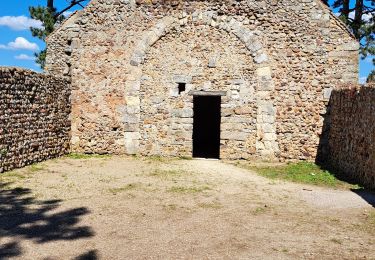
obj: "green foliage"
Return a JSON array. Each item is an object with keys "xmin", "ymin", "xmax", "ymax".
[
  {"xmin": 28, "ymin": 1, "xmax": 86, "ymax": 68},
  {"xmin": 367, "ymin": 69, "xmax": 375, "ymax": 82},
  {"xmin": 29, "ymin": 6, "xmax": 61, "ymax": 41},
  {"xmin": 29, "ymin": 5, "xmax": 60, "ymax": 68},
  {"xmin": 331, "ymin": 0, "xmax": 374, "ymax": 79},
  {"xmin": 249, "ymin": 162, "xmax": 360, "ymax": 188}
]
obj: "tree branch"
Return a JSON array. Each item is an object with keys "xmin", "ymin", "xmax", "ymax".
[{"xmin": 54, "ymin": 0, "xmax": 87, "ymax": 18}]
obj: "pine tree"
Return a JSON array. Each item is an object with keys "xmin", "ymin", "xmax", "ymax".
[
  {"xmin": 331, "ymin": 0, "xmax": 374, "ymax": 82},
  {"xmin": 29, "ymin": 0, "xmax": 87, "ymax": 69}
]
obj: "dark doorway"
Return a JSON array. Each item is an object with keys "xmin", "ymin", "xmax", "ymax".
[{"xmin": 193, "ymin": 96, "xmax": 221, "ymax": 159}]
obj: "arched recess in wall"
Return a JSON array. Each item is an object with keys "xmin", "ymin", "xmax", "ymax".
[{"xmin": 124, "ymin": 12, "xmax": 279, "ymax": 158}]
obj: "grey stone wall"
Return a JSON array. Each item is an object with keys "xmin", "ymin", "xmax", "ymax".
[
  {"xmin": 45, "ymin": 0, "xmax": 359, "ymax": 160},
  {"xmin": 0, "ymin": 67, "xmax": 71, "ymax": 172},
  {"xmin": 324, "ymin": 84, "xmax": 375, "ymax": 189}
]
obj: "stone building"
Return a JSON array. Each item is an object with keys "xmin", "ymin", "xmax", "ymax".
[{"xmin": 45, "ymin": 0, "xmax": 359, "ymax": 160}]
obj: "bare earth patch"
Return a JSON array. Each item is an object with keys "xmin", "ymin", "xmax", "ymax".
[{"xmin": 1, "ymin": 156, "xmax": 374, "ymax": 259}]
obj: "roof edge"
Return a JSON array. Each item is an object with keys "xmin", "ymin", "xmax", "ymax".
[
  {"xmin": 46, "ymin": 10, "xmax": 82, "ymax": 42},
  {"xmin": 315, "ymin": 0, "xmax": 357, "ymax": 40}
]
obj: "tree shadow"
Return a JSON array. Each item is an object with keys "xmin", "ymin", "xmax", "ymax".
[
  {"xmin": 74, "ymin": 250, "xmax": 99, "ymax": 260},
  {"xmin": 0, "ymin": 182, "xmax": 95, "ymax": 258}
]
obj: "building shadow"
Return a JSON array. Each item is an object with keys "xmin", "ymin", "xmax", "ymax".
[
  {"xmin": 351, "ymin": 188, "xmax": 375, "ymax": 208},
  {"xmin": 0, "ymin": 182, "xmax": 95, "ymax": 258}
]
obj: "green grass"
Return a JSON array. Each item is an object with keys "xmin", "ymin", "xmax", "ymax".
[
  {"xmin": 149, "ymin": 169, "xmax": 189, "ymax": 179},
  {"xmin": 330, "ymin": 238, "xmax": 343, "ymax": 245},
  {"xmin": 167, "ymin": 185, "xmax": 211, "ymax": 194},
  {"xmin": 108, "ymin": 183, "xmax": 139, "ymax": 195},
  {"xmin": 0, "ymin": 163, "xmax": 44, "ymax": 182},
  {"xmin": 66, "ymin": 153, "xmax": 111, "ymax": 159},
  {"xmin": 198, "ymin": 202, "xmax": 223, "ymax": 209},
  {"xmin": 245, "ymin": 162, "xmax": 359, "ymax": 189},
  {"xmin": 28, "ymin": 163, "xmax": 45, "ymax": 172}
]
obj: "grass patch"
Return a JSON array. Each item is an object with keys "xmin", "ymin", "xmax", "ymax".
[
  {"xmin": 243, "ymin": 162, "xmax": 359, "ymax": 189},
  {"xmin": 28, "ymin": 163, "xmax": 45, "ymax": 172},
  {"xmin": 149, "ymin": 169, "xmax": 189, "ymax": 179},
  {"xmin": 167, "ymin": 185, "xmax": 211, "ymax": 194},
  {"xmin": 146, "ymin": 156, "xmax": 169, "ymax": 162},
  {"xmin": 108, "ymin": 183, "xmax": 139, "ymax": 195},
  {"xmin": 66, "ymin": 153, "xmax": 110, "ymax": 159},
  {"xmin": 252, "ymin": 205, "xmax": 271, "ymax": 215},
  {"xmin": 0, "ymin": 171, "xmax": 27, "ymax": 181},
  {"xmin": 0, "ymin": 164, "xmax": 43, "ymax": 182},
  {"xmin": 198, "ymin": 202, "xmax": 223, "ymax": 209},
  {"xmin": 330, "ymin": 238, "xmax": 343, "ymax": 245}
]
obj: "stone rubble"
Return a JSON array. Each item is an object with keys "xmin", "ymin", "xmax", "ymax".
[{"xmin": 322, "ymin": 84, "xmax": 375, "ymax": 189}]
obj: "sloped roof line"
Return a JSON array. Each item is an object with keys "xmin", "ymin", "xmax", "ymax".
[
  {"xmin": 46, "ymin": 0, "xmax": 357, "ymax": 42},
  {"xmin": 316, "ymin": 0, "xmax": 356, "ymax": 39}
]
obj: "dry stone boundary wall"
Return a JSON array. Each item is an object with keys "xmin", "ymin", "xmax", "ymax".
[
  {"xmin": 325, "ymin": 84, "xmax": 375, "ymax": 189},
  {"xmin": 0, "ymin": 67, "xmax": 71, "ymax": 173}
]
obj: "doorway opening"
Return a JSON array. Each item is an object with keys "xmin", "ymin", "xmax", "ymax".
[{"xmin": 193, "ymin": 95, "xmax": 221, "ymax": 159}]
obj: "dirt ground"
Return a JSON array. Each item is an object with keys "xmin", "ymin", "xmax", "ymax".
[{"xmin": 1, "ymin": 156, "xmax": 374, "ymax": 260}]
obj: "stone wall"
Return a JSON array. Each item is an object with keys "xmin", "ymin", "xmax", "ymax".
[
  {"xmin": 0, "ymin": 67, "xmax": 71, "ymax": 172},
  {"xmin": 45, "ymin": 0, "xmax": 359, "ymax": 160},
  {"xmin": 324, "ymin": 84, "xmax": 375, "ymax": 189}
]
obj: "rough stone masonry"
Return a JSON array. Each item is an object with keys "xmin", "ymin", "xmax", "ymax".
[
  {"xmin": 323, "ymin": 84, "xmax": 375, "ymax": 189},
  {"xmin": 45, "ymin": 0, "xmax": 359, "ymax": 160},
  {"xmin": 0, "ymin": 67, "xmax": 70, "ymax": 172}
]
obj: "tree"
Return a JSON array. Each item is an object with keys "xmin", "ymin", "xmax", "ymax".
[
  {"xmin": 29, "ymin": 0, "xmax": 87, "ymax": 68},
  {"xmin": 367, "ymin": 69, "xmax": 375, "ymax": 82},
  {"xmin": 331, "ymin": 0, "xmax": 374, "ymax": 82}
]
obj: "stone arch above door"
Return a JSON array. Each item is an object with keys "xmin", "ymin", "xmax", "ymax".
[{"xmin": 124, "ymin": 12, "xmax": 279, "ymax": 158}]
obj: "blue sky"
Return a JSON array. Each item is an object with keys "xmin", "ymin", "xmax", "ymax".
[{"xmin": 0, "ymin": 0, "xmax": 373, "ymax": 82}]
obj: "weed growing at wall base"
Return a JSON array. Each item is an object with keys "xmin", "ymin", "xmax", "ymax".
[
  {"xmin": 242, "ymin": 162, "xmax": 361, "ymax": 189},
  {"xmin": 66, "ymin": 153, "xmax": 111, "ymax": 159}
]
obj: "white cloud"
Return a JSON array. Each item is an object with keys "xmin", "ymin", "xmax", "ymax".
[
  {"xmin": 63, "ymin": 11, "xmax": 74, "ymax": 17},
  {"xmin": 359, "ymin": 77, "xmax": 367, "ymax": 84},
  {"xmin": 0, "ymin": 16, "xmax": 43, "ymax": 31},
  {"xmin": 15, "ymin": 54, "xmax": 35, "ymax": 60},
  {"xmin": 335, "ymin": 12, "xmax": 372, "ymax": 22},
  {"xmin": 349, "ymin": 11, "xmax": 372, "ymax": 22},
  {"xmin": 364, "ymin": 57, "xmax": 374, "ymax": 63},
  {"xmin": 0, "ymin": 37, "xmax": 39, "ymax": 51}
]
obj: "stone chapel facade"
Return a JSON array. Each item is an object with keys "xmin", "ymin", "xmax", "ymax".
[{"xmin": 45, "ymin": 0, "xmax": 359, "ymax": 160}]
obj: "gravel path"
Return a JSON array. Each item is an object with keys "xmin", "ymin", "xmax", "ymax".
[{"xmin": 0, "ymin": 157, "xmax": 374, "ymax": 259}]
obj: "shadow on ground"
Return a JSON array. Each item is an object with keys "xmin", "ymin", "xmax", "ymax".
[
  {"xmin": 351, "ymin": 189, "xmax": 375, "ymax": 208},
  {"xmin": 0, "ymin": 182, "xmax": 95, "ymax": 258},
  {"xmin": 74, "ymin": 250, "xmax": 99, "ymax": 260}
]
